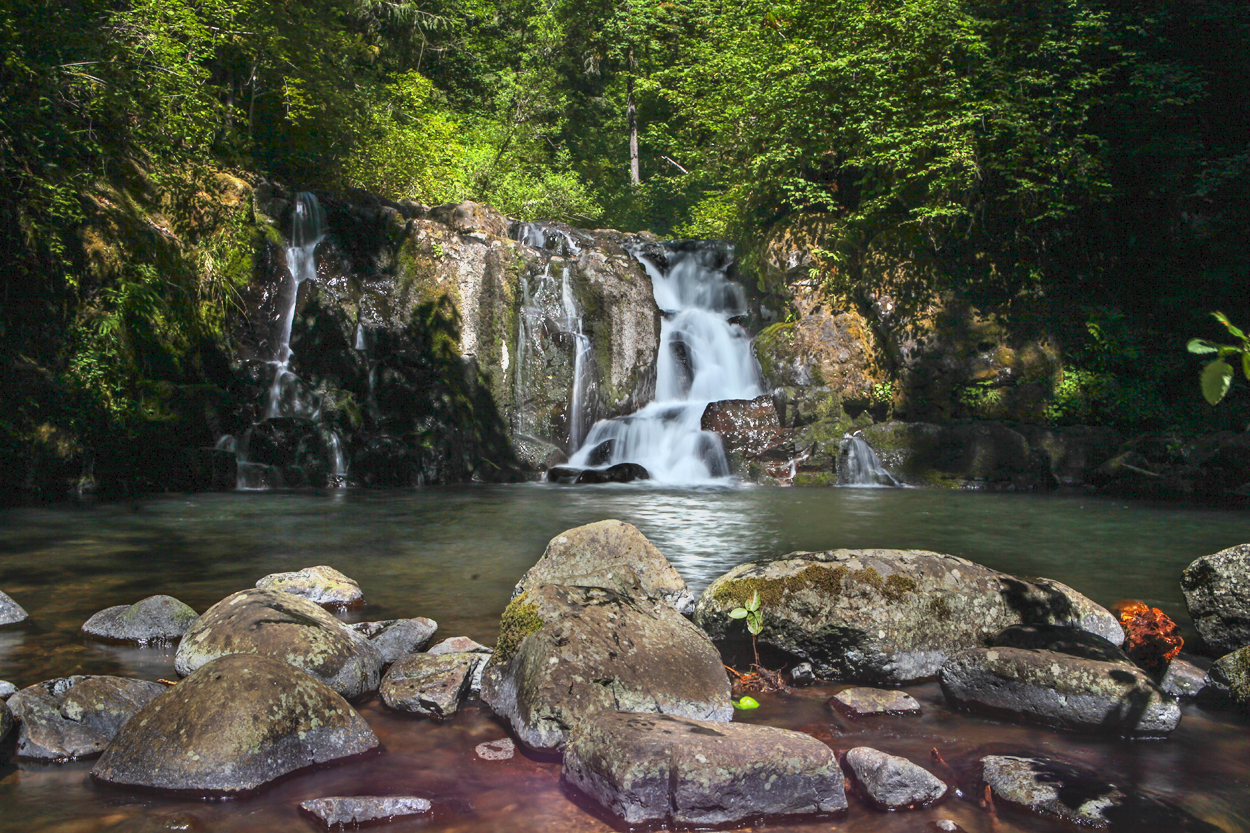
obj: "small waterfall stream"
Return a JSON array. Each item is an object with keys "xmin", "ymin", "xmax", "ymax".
[
  {"xmin": 838, "ymin": 433, "xmax": 901, "ymax": 487},
  {"xmin": 565, "ymin": 243, "xmax": 761, "ymax": 484}
]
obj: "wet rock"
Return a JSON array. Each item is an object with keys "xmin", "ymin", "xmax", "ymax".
[
  {"xmin": 101, "ymin": 811, "xmax": 206, "ymax": 832},
  {"xmin": 481, "ymin": 583, "xmax": 732, "ymax": 753},
  {"xmin": 0, "ymin": 590, "xmax": 28, "ymax": 625},
  {"xmin": 0, "ymin": 699, "xmax": 13, "ymax": 743},
  {"xmin": 549, "ymin": 463, "xmax": 652, "ymax": 484},
  {"xmin": 299, "ymin": 796, "xmax": 431, "ymax": 827},
  {"xmin": 790, "ymin": 662, "xmax": 816, "ymax": 686},
  {"xmin": 175, "ymin": 588, "xmax": 383, "ymax": 698},
  {"xmin": 695, "ymin": 549, "xmax": 1121, "ymax": 684},
  {"xmin": 859, "ymin": 421, "xmax": 1046, "ymax": 489},
  {"xmin": 992, "ymin": 624, "xmax": 1132, "ymax": 664},
  {"xmin": 92, "ymin": 654, "xmax": 378, "ymax": 793},
  {"xmin": 81, "ymin": 595, "xmax": 198, "ymax": 643},
  {"xmin": 513, "ymin": 520, "xmax": 695, "ymax": 615},
  {"xmin": 475, "ymin": 737, "xmax": 515, "ymax": 760},
  {"xmin": 829, "ymin": 687, "xmax": 921, "ymax": 716},
  {"xmin": 1159, "ymin": 656, "xmax": 1208, "ymax": 699},
  {"xmin": 0, "ymin": 680, "xmax": 16, "ymax": 698},
  {"xmin": 843, "ymin": 747, "xmax": 946, "ymax": 809},
  {"xmin": 1205, "ymin": 645, "xmax": 1250, "ymax": 709},
  {"xmin": 940, "ymin": 646, "xmax": 1180, "ymax": 736},
  {"xmin": 349, "ymin": 617, "xmax": 438, "ymax": 663},
  {"xmin": 981, "ymin": 754, "xmax": 1223, "ymax": 831},
  {"xmin": 427, "ymin": 636, "xmax": 491, "ymax": 655},
  {"xmin": 380, "ymin": 653, "xmax": 481, "ymax": 719},
  {"xmin": 7, "ymin": 676, "xmax": 165, "ymax": 760},
  {"xmin": 702, "ymin": 396, "xmax": 796, "ymax": 481},
  {"xmin": 1181, "ymin": 544, "xmax": 1250, "ymax": 655},
  {"xmin": 255, "ymin": 565, "xmax": 363, "ymax": 609},
  {"xmin": 931, "ymin": 821, "xmax": 965, "ymax": 832},
  {"xmin": 563, "ymin": 711, "xmax": 847, "ymax": 826}
]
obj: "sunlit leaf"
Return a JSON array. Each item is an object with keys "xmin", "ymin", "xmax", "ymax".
[
  {"xmin": 1201, "ymin": 359, "xmax": 1233, "ymax": 405},
  {"xmin": 1187, "ymin": 338, "xmax": 1220, "ymax": 355}
]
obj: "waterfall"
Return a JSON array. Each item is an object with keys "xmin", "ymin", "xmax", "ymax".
[
  {"xmin": 838, "ymin": 433, "xmax": 901, "ymax": 487},
  {"xmin": 265, "ymin": 192, "xmax": 323, "ymax": 419},
  {"xmin": 564, "ymin": 243, "xmax": 761, "ymax": 484}
]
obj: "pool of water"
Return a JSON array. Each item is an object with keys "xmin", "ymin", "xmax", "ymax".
[{"xmin": 0, "ymin": 484, "xmax": 1247, "ymax": 832}]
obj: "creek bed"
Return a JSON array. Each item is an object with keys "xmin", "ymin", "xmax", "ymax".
[{"xmin": 0, "ymin": 485, "xmax": 1247, "ymax": 832}]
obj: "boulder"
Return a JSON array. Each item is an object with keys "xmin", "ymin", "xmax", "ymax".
[
  {"xmin": 175, "ymin": 588, "xmax": 383, "ymax": 698},
  {"xmin": 940, "ymin": 647, "xmax": 1180, "ymax": 737},
  {"xmin": 562, "ymin": 711, "xmax": 847, "ymax": 826},
  {"xmin": 81, "ymin": 595, "xmax": 198, "ymax": 643},
  {"xmin": 842, "ymin": 747, "xmax": 946, "ymax": 810},
  {"xmin": 255, "ymin": 565, "xmax": 363, "ymax": 609},
  {"xmin": 0, "ymin": 680, "xmax": 16, "ymax": 698},
  {"xmin": 981, "ymin": 755, "xmax": 1222, "ymax": 831},
  {"xmin": 349, "ymin": 617, "xmax": 438, "ymax": 663},
  {"xmin": 695, "ymin": 549, "xmax": 1121, "ymax": 684},
  {"xmin": 701, "ymin": 396, "xmax": 796, "ymax": 481},
  {"xmin": 1180, "ymin": 544, "xmax": 1250, "ymax": 655},
  {"xmin": 92, "ymin": 654, "xmax": 378, "ymax": 793},
  {"xmin": 0, "ymin": 699, "xmax": 13, "ymax": 743},
  {"xmin": 1159, "ymin": 657, "xmax": 1208, "ymax": 700},
  {"xmin": 829, "ymin": 687, "xmax": 921, "ymax": 717},
  {"xmin": 299, "ymin": 797, "xmax": 431, "ymax": 827},
  {"xmin": 7, "ymin": 676, "xmax": 165, "ymax": 760},
  {"xmin": 380, "ymin": 653, "xmax": 481, "ymax": 719},
  {"xmin": 427, "ymin": 636, "xmax": 491, "ymax": 655},
  {"xmin": 0, "ymin": 590, "xmax": 28, "ymax": 625},
  {"xmin": 991, "ymin": 624, "xmax": 1132, "ymax": 664},
  {"xmin": 1204, "ymin": 646, "xmax": 1250, "ymax": 709},
  {"xmin": 481, "ymin": 584, "xmax": 732, "ymax": 753},
  {"xmin": 513, "ymin": 521, "xmax": 695, "ymax": 615}
]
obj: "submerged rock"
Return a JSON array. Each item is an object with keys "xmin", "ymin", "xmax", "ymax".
[
  {"xmin": 1181, "ymin": 544, "xmax": 1250, "ymax": 655},
  {"xmin": 7, "ymin": 676, "xmax": 165, "ymax": 760},
  {"xmin": 475, "ymin": 737, "xmax": 515, "ymax": 761},
  {"xmin": 940, "ymin": 646, "xmax": 1180, "ymax": 736},
  {"xmin": 563, "ymin": 711, "xmax": 847, "ymax": 826},
  {"xmin": 0, "ymin": 590, "xmax": 29, "ymax": 625},
  {"xmin": 299, "ymin": 797, "xmax": 431, "ymax": 827},
  {"xmin": 92, "ymin": 654, "xmax": 378, "ymax": 794},
  {"xmin": 546, "ymin": 463, "xmax": 651, "ymax": 484},
  {"xmin": 513, "ymin": 520, "xmax": 695, "ymax": 614},
  {"xmin": 380, "ymin": 653, "xmax": 481, "ymax": 719},
  {"xmin": 349, "ymin": 617, "xmax": 438, "ymax": 663},
  {"xmin": 695, "ymin": 549, "xmax": 1121, "ymax": 684},
  {"xmin": 81, "ymin": 595, "xmax": 198, "ymax": 643},
  {"xmin": 843, "ymin": 747, "xmax": 946, "ymax": 809},
  {"xmin": 255, "ymin": 565, "xmax": 364, "ymax": 609},
  {"xmin": 829, "ymin": 687, "xmax": 921, "ymax": 716},
  {"xmin": 175, "ymin": 588, "xmax": 383, "ymax": 698},
  {"xmin": 481, "ymin": 583, "xmax": 731, "ymax": 753}
]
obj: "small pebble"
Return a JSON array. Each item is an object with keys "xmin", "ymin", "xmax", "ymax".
[{"xmin": 475, "ymin": 738, "xmax": 516, "ymax": 761}]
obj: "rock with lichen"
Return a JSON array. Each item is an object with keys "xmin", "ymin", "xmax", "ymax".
[
  {"xmin": 92, "ymin": 654, "xmax": 377, "ymax": 793},
  {"xmin": 380, "ymin": 653, "xmax": 481, "ymax": 719},
  {"xmin": 842, "ymin": 747, "xmax": 946, "ymax": 809},
  {"xmin": 481, "ymin": 583, "xmax": 732, "ymax": 753},
  {"xmin": 512, "ymin": 521, "xmax": 695, "ymax": 614},
  {"xmin": 1205, "ymin": 645, "xmax": 1250, "ymax": 710},
  {"xmin": 175, "ymin": 588, "xmax": 383, "ymax": 697},
  {"xmin": 1181, "ymin": 544, "xmax": 1250, "ymax": 655},
  {"xmin": 695, "ymin": 549, "xmax": 1121, "ymax": 685},
  {"xmin": 0, "ymin": 590, "xmax": 28, "ymax": 626},
  {"xmin": 255, "ymin": 565, "xmax": 363, "ymax": 609},
  {"xmin": 563, "ymin": 711, "xmax": 846, "ymax": 826},
  {"xmin": 81, "ymin": 595, "xmax": 198, "ymax": 643},
  {"xmin": 7, "ymin": 676, "xmax": 165, "ymax": 760}
]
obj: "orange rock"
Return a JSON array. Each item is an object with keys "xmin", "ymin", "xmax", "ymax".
[{"xmin": 1116, "ymin": 600, "xmax": 1183, "ymax": 673}]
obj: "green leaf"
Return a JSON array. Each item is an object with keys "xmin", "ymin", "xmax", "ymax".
[
  {"xmin": 1187, "ymin": 338, "xmax": 1220, "ymax": 355},
  {"xmin": 733, "ymin": 696, "xmax": 759, "ymax": 709},
  {"xmin": 728, "ymin": 608, "xmax": 748, "ymax": 619},
  {"xmin": 1201, "ymin": 359, "xmax": 1234, "ymax": 405},
  {"xmin": 1213, "ymin": 312, "xmax": 1247, "ymax": 342},
  {"xmin": 746, "ymin": 590, "xmax": 761, "ymax": 612},
  {"xmin": 1243, "ymin": 351, "xmax": 1250, "ymax": 382}
]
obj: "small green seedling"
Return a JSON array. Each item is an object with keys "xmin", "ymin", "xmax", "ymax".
[
  {"xmin": 733, "ymin": 696, "xmax": 759, "ymax": 710},
  {"xmin": 729, "ymin": 590, "xmax": 764, "ymax": 668}
]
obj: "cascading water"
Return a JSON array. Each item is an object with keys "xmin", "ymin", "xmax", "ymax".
[
  {"xmin": 564, "ymin": 243, "xmax": 761, "ymax": 484},
  {"xmin": 265, "ymin": 192, "xmax": 323, "ymax": 419},
  {"xmin": 837, "ymin": 432, "xmax": 901, "ymax": 487}
]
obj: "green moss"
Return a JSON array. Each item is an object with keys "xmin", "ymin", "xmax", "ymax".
[
  {"xmin": 928, "ymin": 594, "xmax": 953, "ymax": 620},
  {"xmin": 754, "ymin": 322, "xmax": 796, "ymax": 382},
  {"xmin": 712, "ymin": 562, "xmax": 919, "ymax": 610},
  {"xmin": 491, "ymin": 592, "xmax": 544, "ymax": 666},
  {"xmin": 1230, "ymin": 647, "xmax": 1250, "ymax": 706}
]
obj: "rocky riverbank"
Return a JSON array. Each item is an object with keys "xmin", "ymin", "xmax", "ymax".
[{"xmin": 2, "ymin": 522, "xmax": 1248, "ymax": 830}]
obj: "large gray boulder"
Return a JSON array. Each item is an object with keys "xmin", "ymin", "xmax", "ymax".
[
  {"xmin": 695, "ymin": 549, "xmax": 1121, "ymax": 684},
  {"xmin": 481, "ymin": 583, "xmax": 732, "ymax": 753},
  {"xmin": 7, "ymin": 676, "xmax": 165, "ymax": 760},
  {"xmin": 380, "ymin": 653, "xmax": 481, "ymax": 719},
  {"xmin": 0, "ymin": 590, "xmax": 28, "ymax": 625},
  {"xmin": 255, "ymin": 565, "xmax": 363, "ymax": 609},
  {"xmin": 940, "ymin": 646, "xmax": 1180, "ymax": 737},
  {"xmin": 81, "ymin": 595, "xmax": 198, "ymax": 643},
  {"xmin": 175, "ymin": 588, "xmax": 383, "ymax": 698},
  {"xmin": 513, "ymin": 520, "xmax": 695, "ymax": 614},
  {"xmin": 563, "ymin": 711, "xmax": 847, "ymax": 826},
  {"xmin": 1181, "ymin": 544, "xmax": 1250, "ymax": 655},
  {"xmin": 92, "ymin": 654, "xmax": 378, "ymax": 793},
  {"xmin": 842, "ymin": 747, "xmax": 946, "ymax": 810}
]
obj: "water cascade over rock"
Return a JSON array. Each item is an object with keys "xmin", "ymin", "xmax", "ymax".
[
  {"xmin": 837, "ymin": 432, "xmax": 901, "ymax": 487},
  {"xmin": 560, "ymin": 243, "xmax": 762, "ymax": 484}
]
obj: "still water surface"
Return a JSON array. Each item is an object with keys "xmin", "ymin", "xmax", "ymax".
[{"xmin": 0, "ymin": 485, "xmax": 1247, "ymax": 833}]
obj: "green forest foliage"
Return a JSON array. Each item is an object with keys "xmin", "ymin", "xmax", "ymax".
[{"xmin": 0, "ymin": 0, "xmax": 1247, "ymax": 499}]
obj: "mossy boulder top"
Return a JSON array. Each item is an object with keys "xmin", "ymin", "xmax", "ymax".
[
  {"xmin": 92, "ymin": 654, "xmax": 378, "ymax": 794},
  {"xmin": 512, "ymin": 520, "xmax": 695, "ymax": 615},
  {"xmin": 255, "ymin": 565, "xmax": 363, "ymax": 609},
  {"xmin": 1181, "ymin": 543, "xmax": 1250, "ymax": 655},
  {"xmin": 481, "ymin": 584, "xmax": 732, "ymax": 753},
  {"xmin": 174, "ymin": 588, "xmax": 383, "ymax": 698},
  {"xmin": 695, "ymin": 549, "xmax": 1121, "ymax": 684},
  {"xmin": 81, "ymin": 595, "xmax": 198, "ymax": 643}
]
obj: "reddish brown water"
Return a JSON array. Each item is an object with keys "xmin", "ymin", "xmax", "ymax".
[{"xmin": 1, "ymin": 486, "xmax": 1248, "ymax": 833}]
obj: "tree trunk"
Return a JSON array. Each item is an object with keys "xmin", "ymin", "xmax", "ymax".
[{"xmin": 627, "ymin": 47, "xmax": 640, "ymax": 186}]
